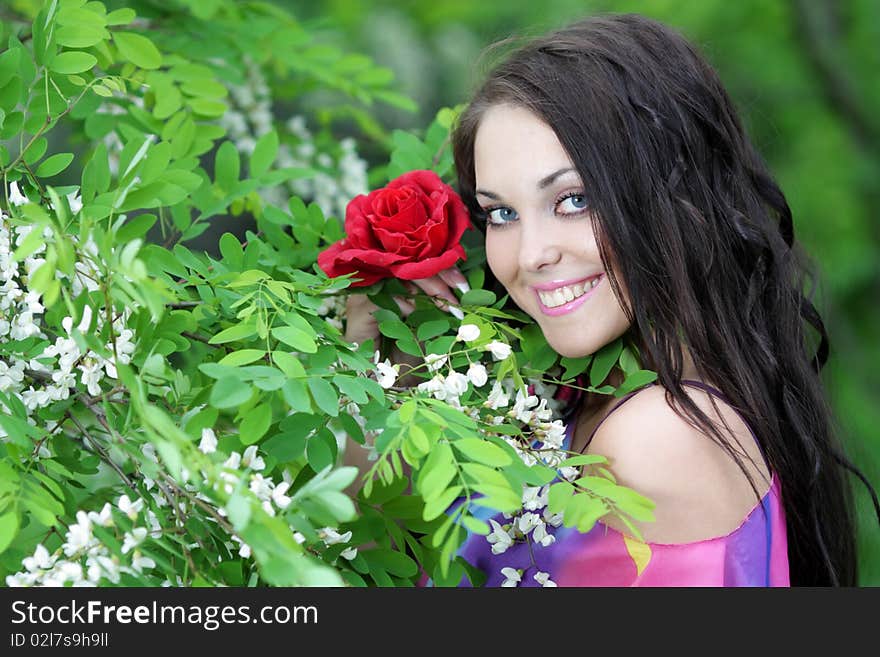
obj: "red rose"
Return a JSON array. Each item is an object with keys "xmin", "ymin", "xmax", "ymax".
[{"xmin": 317, "ymin": 170, "xmax": 473, "ymax": 287}]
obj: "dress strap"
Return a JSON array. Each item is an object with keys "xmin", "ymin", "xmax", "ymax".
[
  {"xmin": 577, "ymin": 383, "xmax": 654, "ymax": 454},
  {"xmin": 576, "ymin": 379, "xmax": 765, "ymax": 466}
]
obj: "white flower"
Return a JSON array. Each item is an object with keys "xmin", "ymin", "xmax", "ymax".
[
  {"xmin": 486, "ymin": 341, "xmax": 512, "ymax": 361},
  {"xmin": 543, "ymin": 507, "xmax": 565, "ymax": 528},
  {"xmin": 319, "ymin": 527, "xmax": 352, "ymax": 546},
  {"xmin": 417, "ymin": 375, "xmax": 447, "ymax": 401},
  {"xmin": 66, "ymin": 192, "xmax": 83, "ymax": 214},
  {"xmin": 130, "ymin": 554, "xmax": 156, "ymax": 573},
  {"xmin": 8, "ymin": 182, "xmax": 29, "ymax": 206},
  {"xmin": 517, "ymin": 512, "xmax": 541, "ymax": 535},
  {"xmin": 500, "ymin": 567, "xmax": 521, "ymax": 587},
  {"xmin": 117, "ymin": 494, "xmax": 144, "ymax": 520},
  {"xmin": 521, "ymin": 486, "xmax": 547, "ymax": 511},
  {"xmin": 87, "ymin": 503, "xmax": 114, "ymax": 528},
  {"xmin": 198, "ymin": 428, "xmax": 218, "ymax": 454},
  {"xmin": 249, "ymin": 473, "xmax": 273, "ymax": 499},
  {"xmin": 63, "ymin": 512, "xmax": 94, "ymax": 556},
  {"xmin": 486, "ymin": 518, "xmax": 513, "ymax": 555},
  {"xmin": 511, "ymin": 388, "xmax": 539, "ymax": 423},
  {"xmin": 443, "ymin": 371, "xmax": 469, "ymax": 397},
  {"xmin": 375, "ymin": 359, "xmax": 398, "ymax": 389},
  {"xmin": 533, "ymin": 520, "xmax": 556, "ymax": 547},
  {"xmin": 466, "ymin": 362, "xmax": 488, "ymax": 387},
  {"xmin": 424, "ymin": 353, "xmax": 447, "ymax": 372},
  {"xmin": 340, "ymin": 547, "xmax": 358, "ymax": 560},
  {"xmin": 23, "ymin": 545, "xmax": 56, "ymax": 572},
  {"xmin": 534, "ymin": 571, "xmax": 557, "ymax": 587},
  {"xmin": 271, "ymin": 482, "xmax": 291, "ymax": 510},
  {"xmin": 79, "ymin": 359, "xmax": 104, "ymax": 396},
  {"xmin": 121, "ymin": 527, "xmax": 147, "ymax": 554},
  {"xmin": 241, "ymin": 445, "xmax": 265, "ymax": 471},
  {"xmin": 456, "ymin": 323, "xmax": 481, "ymax": 343}
]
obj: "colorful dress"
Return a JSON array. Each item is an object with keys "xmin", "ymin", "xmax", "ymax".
[{"xmin": 427, "ymin": 380, "xmax": 790, "ymax": 587}]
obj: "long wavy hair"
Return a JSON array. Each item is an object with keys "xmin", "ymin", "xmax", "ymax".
[{"xmin": 451, "ymin": 13, "xmax": 878, "ymax": 586}]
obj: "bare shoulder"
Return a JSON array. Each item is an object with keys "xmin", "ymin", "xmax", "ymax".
[{"xmin": 585, "ymin": 383, "xmax": 772, "ymax": 544}]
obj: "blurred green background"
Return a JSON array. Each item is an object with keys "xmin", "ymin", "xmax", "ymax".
[{"xmin": 283, "ymin": 0, "xmax": 880, "ymax": 582}]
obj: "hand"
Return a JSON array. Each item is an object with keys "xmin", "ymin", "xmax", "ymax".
[{"xmin": 343, "ymin": 267, "xmax": 470, "ymax": 347}]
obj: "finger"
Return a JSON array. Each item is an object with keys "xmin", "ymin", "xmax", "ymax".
[
  {"xmin": 438, "ymin": 267, "xmax": 470, "ymax": 295},
  {"xmin": 411, "ymin": 275, "xmax": 459, "ymax": 306},
  {"xmin": 393, "ymin": 295, "xmax": 416, "ymax": 317}
]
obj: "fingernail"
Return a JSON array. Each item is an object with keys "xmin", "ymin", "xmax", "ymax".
[
  {"xmin": 456, "ymin": 281, "xmax": 470, "ymax": 294},
  {"xmin": 449, "ymin": 305, "xmax": 464, "ymax": 320}
]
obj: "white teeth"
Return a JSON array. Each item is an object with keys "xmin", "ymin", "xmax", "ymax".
[{"xmin": 537, "ymin": 276, "xmax": 600, "ymax": 308}]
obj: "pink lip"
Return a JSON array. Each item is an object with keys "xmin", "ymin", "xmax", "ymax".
[{"xmin": 534, "ymin": 274, "xmax": 603, "ymax": 317}]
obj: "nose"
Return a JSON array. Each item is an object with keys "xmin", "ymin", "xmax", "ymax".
[{"xmin": 517, "ymin": 214, "xmax": 562, "ymax": 272}]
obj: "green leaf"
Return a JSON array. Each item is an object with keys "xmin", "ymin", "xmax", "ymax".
[
  {"xmin": 281, "ymin": 380, "xmax": 311, "ymax": 412},
  {"xmin": 0, "ymin": 511, "xmax": 19, "ymax": 554},
  {"xmin": 209, "ymin": 322, "xmax": 257, "ymax": 344},
  {"xmin": 547, "ymin": 481, "xmax": 575, "ymax": 514},
  {"xmin": 114, "ymin": 32, "xmax": 162, "ymax": 69},
  {"xmin": 106, "ymin": 8, "xmax": 136, "ymax": 25},
  {"xmin": 273, "ymin": 351, "xmax": 306, "ymax": 378},
  {"xmin": 219, "ymin": 349, "xmax": 265, "ymax": 367},
  {"xmin": 616, "ymin": 369, "xmax": 658, "ymax": 396},
  {"xmin": 306, "ymin": 431, "xmax": 335, "ymax": 471},
  {"xmin": 362, "ymin": 548, "xmax": 419, "ymax": 578},
  {"xmin": 239, "ymin": 404, "xmax": 272, "ymax": 445},
  {"xmin": 271, "ymin": 326, "xmax": 317, "ymax": 353},
  {"xmin": 35, "ymin": 152, "xmax": 74, "ymax": 177},
  {"xmin": 0, "ymin": 47, "xmax": 21, "ymax": 89},
  {"xmin": 564, "ymin": 494, "xmax": 608, "ymax": 533},
  {"xmin": 49, "ymin": 51, "xmax": 97, "ymax": 74},
  {"xmin": 56, "ymin": 25, "xmax": 108, "ymax": 48},
  {"xmin": 250, "ymin": 130, "xmax": 278, "ymax": 177},
  {"xmin": 558, "ymin": 454, "xmax": 607, "ymax": 468},
  {"xmin": 215, "ymin": 140, "xmax": 240, "ymax": 192},
  {"xmin": 417, "ymin": 319, "xmax": 450, "ymax": 341},
  {"xmin": 452, "ymin": 438, "xmax": 512, "ymax": 467},
  {"xmin": 460, "ymin": 289, "xmax": 496, "ymax": 306},
  {"xmin": 422, "ymin": 486, "xmax": 463, "ymax": 521},
  {"xmin": 590, "ymin": 338, "xmax": 623, "ymax": 387},
  {"xmin": 461, "ymin": 514, "xmax": 490, "ymax": 535},
  {"xmin": 417, "ymin": 461, "xmax": 457, "ymax": 502},
  {"xmin": 210, "ymin": 378, "xmax": 252, "ymax": 409},
  {"xmin": 261, "ymin": 430, "xmax": 306, "ymax": 462},
  {"xmin": 307, "ymin": 377, "xmax": 338, "ymax": 416}
]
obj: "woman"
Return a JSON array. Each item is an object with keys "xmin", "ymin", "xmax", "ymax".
[{"xmin": 344, "ymin": 14, "xmax": 878, "ymax": 586}]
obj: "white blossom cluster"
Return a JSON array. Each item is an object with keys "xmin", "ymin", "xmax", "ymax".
[
  {"xmin": 279, "ymin": 115, "xmax": 369, "ymax": 221},
  {"xmin": 6, "ymin": 494, "xmax": 160, "ymax": 587},
  {"xmin": 215, "ymin": 56, "xmax": 369, "ymax": 220},
  {"xmin": 10, "ymin": 428, "xmax": 358, "ymax": 586},
  {"xmin": 1, "ymin": 198, "xmax": 135, "ymax": 449},
  {"xmin": 405, "ymin": 323, "xmax": 576, "ymax": 586},
  {"xmin": 197, "ymin": 428, "xmax": 357, "ymax": 564}
]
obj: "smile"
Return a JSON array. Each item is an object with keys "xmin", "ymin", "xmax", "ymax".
[{"xmin": 534, "ymin": 275, "xmax": 602, "ymax": 316}]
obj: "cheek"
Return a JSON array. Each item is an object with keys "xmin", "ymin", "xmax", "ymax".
[{"xmin": 485, "ymin": 233, "xmax": 513, "ymax": 286}]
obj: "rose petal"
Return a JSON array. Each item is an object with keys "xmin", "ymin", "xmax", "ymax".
[{"xmin": 390, "ymin": 244, "xmax": 466, "ymax": 280}]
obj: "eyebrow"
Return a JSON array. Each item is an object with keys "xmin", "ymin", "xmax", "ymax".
[{"xmin": 475, "ymin": 167, "xmax": 577, "ymax": 199}]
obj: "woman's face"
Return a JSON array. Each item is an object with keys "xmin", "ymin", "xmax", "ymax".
[{"xmin": 474, "ymin": 103, "xmax": 631, "ymax": 358}]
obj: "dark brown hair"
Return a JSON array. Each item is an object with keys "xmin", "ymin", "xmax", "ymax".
[{"xmin": 452, "ymin": 13, "xmax": 878, "ymax": 585}]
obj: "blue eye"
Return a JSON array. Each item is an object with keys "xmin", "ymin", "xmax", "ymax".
[
  {"xmin": 485, "ymin": 206, "xmax": 519, "ymax": 226},
  {"xmin": 558, "ymin": 193, "xmax": 589, "ymax": 215}
]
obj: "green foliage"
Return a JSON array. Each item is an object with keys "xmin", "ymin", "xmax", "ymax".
[{"xmin": 0, "ymin": 0, "xmax": 659, "ymax": 589}]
